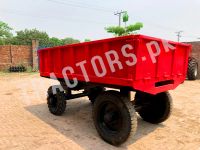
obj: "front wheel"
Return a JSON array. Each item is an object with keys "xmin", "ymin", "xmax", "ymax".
[
  {"xmin": 134, "ymin": 91, "xmax": 172, "ymax": 124},
  {"xmin": 93, "ymin": 91, "xmax": 137, "ymax": 146},
  {"xmin": 47, "ymin": 86, "xmax": 66, "ymax": 116}
]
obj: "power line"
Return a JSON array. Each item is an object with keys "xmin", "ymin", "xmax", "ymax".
[
  {"xmin": 46, "ymin": 0, "xmax": 114, "ymax": 13},
  {"xmin": 57, "ymin": 0, "xmax": 110, "ymax": 10},
  {"xmin": 182, "ymin": 35, "xmax": 200, "ymax": 39},
  {"xmin": 0, "ymin": 9, "xmax": 113, "ymax": 25},
  {"xmin": 1, "ymin": 7, "xmax": 200, "ymax": 41}
]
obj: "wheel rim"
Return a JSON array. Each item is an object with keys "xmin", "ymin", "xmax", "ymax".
[{"xmin": 98, "ymin": 102, "xmax": 123, "ymax": 132}]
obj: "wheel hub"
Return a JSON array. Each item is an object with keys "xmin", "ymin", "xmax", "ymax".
[
  {"xmin": 100, "ymin": 103, "xmax": 122, "ymax": 132},
  {"xmin": 104, "ymin": 112, "xmax": 114, "ymax": 123}
]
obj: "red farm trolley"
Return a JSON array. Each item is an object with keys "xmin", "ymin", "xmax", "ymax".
[{"xmin": 38, "ymin": 35, "xmax": 191, "ymax": 145}]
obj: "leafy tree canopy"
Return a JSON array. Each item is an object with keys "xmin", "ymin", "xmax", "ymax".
[
  {"xmin": 105, "ymin": 22, "xmax": 143, "ymax": 36},
  {"xmin": 0, "ymin": 21, "xmax": 13, "ymax": 45},
  {"xmin": 126, "ymin": 22, "xmax": 143, "ymax": 33},
  {"xmin": 123, "ymin": 11, "xmax": 129, "ymax": 23},
  {"xmin": 8, "ymin": 28, "xmax": 80, "ymax": 47},
  {"xmin": 61, "ymin": 37, "xmax": 80, "ymax": 45},
  {"xmin": 12, "ymin": 29, "xmax": 49, "ymax": 46},
  {"xmin": 105, "ymin": 26, "xmax": 126, "ymax": 36},
  {"xmin": 105, "ymin": 11, "xmax": 143, "ymax": 36},
  {"xmin": 84, "ymin": 39, "xmax": 91, "ymax": 42},
  {"xmin": 0, "ymin": 21, "xmax": 85, "ymax": 47},
  {"xmin": 48, "ymin": 37, "xmax": 63, "ymax": 47}
]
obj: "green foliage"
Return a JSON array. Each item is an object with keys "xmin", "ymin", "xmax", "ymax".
[
  {"xmin": 84, "ymin": 39, "xmax": 91, "ymax": 42},
  {"xmin": 26, "ymin": 66, "xmax": 33, "ymax": 73},
  {"xmin": 61, "ymin": 37, "xmax": 80, "ymax": 45},
  {"xmin": 0, "ymin": 20, "xmax": 82, "ymax": 47},
  {"xmin": 105, "ymin": 26, "xmax": 126, "ymax": 36},
  {"xmin": 0, "ymin": 21, "xmax": 13, "ymax": 45},
  {"xmin": 9, "ymin": 28, "xmax": 80, "ymax": 47},
  {"xmin": 105, "ymin": 22, "xmax": 143, "ymax": 36},
  {"xmin": 126, "ymin": 22, "xmax": 143, "ymax": 33},
  {"xmin": 48, "ymin": 37, "xmax": 63, "ymax": 47},
  {"xmin": 105, "ymin": 11, "xmax": 143, "ymax": 36},
  {"xmin": 11, "ymin": 29, "xmax": 49, "ymax": 46},
  {"xmin": 47, "ymin": 37, "xmax": 80, "ymax": 47},
  {"xmin": 123, "ymin": 11, "xmax": 129, "ymax": 23}
]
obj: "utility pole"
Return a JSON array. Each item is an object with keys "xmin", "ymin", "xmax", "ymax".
[
  {"xmin": 114, "ymin": 11, "xmax": 126, "ymax": 27},
  {"xmin": 175, "ymin": 31, "xmax": 183, "ymax": 42}
]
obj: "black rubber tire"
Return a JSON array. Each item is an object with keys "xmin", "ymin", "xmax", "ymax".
[
  {"xmin": 187, "ymin": 57, "xmax": 198, "ymax": 80},
  {"xmin": 93, "ymin": 91, "xmax": 137, "ymax": 146},
  {"xmin": 134, "ymin": 91, "xmax": 172, "ymax": 124},
  {"xmin": 47, "ymin": 86, "xmax": 66, "ymax": 116},
  {"xmin": 88, "ymin": 86, "xmax": 105, "ymax": 104}
]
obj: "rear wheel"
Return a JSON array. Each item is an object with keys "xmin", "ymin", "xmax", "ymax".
[
  {"xmin": 47, "ymin": 86, "xmax": 66, "ymax": 116},
  {"xmin": 93, "ymin": 91, "xmax": 137, "ymax": 145},
  {"xmin": 134, "ymin": 91, "xmax": 172, "ymax": 124},
  {"xmin": 187, "ymin": 57, "xmax": 198, "ymax": 80}
]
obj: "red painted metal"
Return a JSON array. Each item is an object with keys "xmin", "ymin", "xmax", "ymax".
[{"xmin": 38, "ymin": 34, "xmax": 191, "ymax": 94}]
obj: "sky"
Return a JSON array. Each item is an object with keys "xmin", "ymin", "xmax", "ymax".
[{"xmin": 1, "ymin": 0, "xmax": 200, "ymax": 42}]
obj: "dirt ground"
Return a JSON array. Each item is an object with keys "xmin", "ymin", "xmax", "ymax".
[{"xmin": 0, "ymin": 73, "xmax": 199, "ymax": 150}]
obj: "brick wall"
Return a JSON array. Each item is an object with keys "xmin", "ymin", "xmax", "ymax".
[
  {"xmin": 186, "ymin": 42, "xmax": 200, "ymax": 79},
  {"xmin": 0, "ymin": 41, "xmax": 39, "ymax": 71},
  {"xmin": 0, "ymin": 46, "xmax": 12, "ymax": 69}
]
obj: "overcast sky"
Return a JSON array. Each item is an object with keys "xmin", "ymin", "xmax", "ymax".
[{"xmin": 1, "ymin": 0, "xmax": 200, "ymax": 42}]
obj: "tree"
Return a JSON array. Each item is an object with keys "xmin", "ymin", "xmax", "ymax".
[
  {"xmin": 0, "ymin": 21, "xmax": 81, "ymax": 47},
  {"xmin": 47, "ymin": 37, "xmax": 80, "ymax": 47},
  {"xmin": 12, "ymin": 29, "xmax": 49, "ymax": 47},
  {"xmin": 123, "ymin": 11, "xmax": 129, "ymax": 27},
  {"xmin": 126, "ymin": 22, "xmax": 143, "ymax": 33},
  {"xmin": 48, "ymin": 37, "xmax": 63, "ymax": 47},
  {"xmin": 84, "ymin": 39, "xmax": 91, "ymax": 42},
  {"xmin": 105, "ymin": 12, "xmax": 143, "ymax": 36},
  {"xmin": 61, "ymin": 37, "xmax": 80, "ymax": 45},
  {"xmin": 105, "ymin": 23, "xmax": 143, "ymax": 36},
  {"xmin": 105, "ymin": 26, "xmax": 126, "ymax": 36},
  {"xmin": 0, "ymin": 21, "xmax": 13, "ymax": 45}
]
